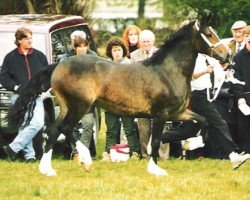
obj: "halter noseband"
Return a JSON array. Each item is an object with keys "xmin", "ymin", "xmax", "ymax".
[{"xmin": 195, "ymin": 20, "xmax": 223, "ymax": 48}]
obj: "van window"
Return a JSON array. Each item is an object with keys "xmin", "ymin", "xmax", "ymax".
[{"xmin": 51, "ymin": 25, "xmax": 96, "ymax": 63}]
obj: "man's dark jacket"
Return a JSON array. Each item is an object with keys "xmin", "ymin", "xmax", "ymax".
[{"xmin": 0, "ymin": 48, "xmax": 48, "ymax": 93}]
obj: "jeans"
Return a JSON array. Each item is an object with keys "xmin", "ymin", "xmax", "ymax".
[{"xmin": 9, "ymin": 95, "xmax": 44, "ymax": 160}]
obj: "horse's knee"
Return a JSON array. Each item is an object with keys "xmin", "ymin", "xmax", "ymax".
[{"xmin": 44, "ymin": 127, "xmax": 60, "ymax": 152}]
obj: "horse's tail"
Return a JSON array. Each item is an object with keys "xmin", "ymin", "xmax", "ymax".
[{"xmin": 7, "ymin": 63, "xmax": 58, "ymax": 131}]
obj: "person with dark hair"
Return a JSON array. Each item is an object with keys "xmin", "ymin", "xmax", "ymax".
[
  {"xmin": 101, "ymin": 38, "xmax": 140, "ymax": 161},
  {"xmin": 230, "ymin": 25, "xmax": 250, "ymax": 154},
  {"xmin": 58, "ymin": 30, "xmax": 97, "ymax": 160},
  {"xmin": 0, "ymin": 27, "xmax": 49, "ymax": 162},
  {"xmin": 162, "ymin": 53, "xmax": 250, "ymax": 169},
  {"xmin": 69, "ymin": 30, "xmax": 97, "ymax": 56},
  {"xmin": 213, "ymin": 21, "xmax": 248, "ymax": 155}
]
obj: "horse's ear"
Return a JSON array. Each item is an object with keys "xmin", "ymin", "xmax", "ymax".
[{"xmin": 199, "ymin": 10, "xmax": 212, "ymax": 27}]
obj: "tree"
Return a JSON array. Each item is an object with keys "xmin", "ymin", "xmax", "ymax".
[
  {"xmin": 162, "ymin": 0, "xmax": 250, "ymax": 37},
  {"xmin": 138, "ymin": 0, "xmax": 146, "ymax": 19},
  {"xmin": 0, "ymin": 0, "xmax": 96, "ymax": 20}
]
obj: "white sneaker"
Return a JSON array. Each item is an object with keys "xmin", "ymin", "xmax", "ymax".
[
  {"xmin": 229, "ymin": 152, "xmax": 250, "ymax": 170},
  {"xmin": 182, "ymin": 135, "xmax": 205, "ymax": 151}
]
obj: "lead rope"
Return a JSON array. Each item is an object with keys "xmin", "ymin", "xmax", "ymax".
[{"xmin": 205, "ymin": 57, "xmax": 224, "ymax": 102}]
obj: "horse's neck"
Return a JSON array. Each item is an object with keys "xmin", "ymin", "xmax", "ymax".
[{"xmin": 166, "ymin": 40, "xmax": 198, "ymax": 80}]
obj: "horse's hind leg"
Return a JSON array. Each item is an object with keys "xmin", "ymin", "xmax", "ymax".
[
  {"xmin": 59, "ymin": 110, "xmax": 92, "ymax": 172},
  {"xmin": 39, "ymin": 116, "xmax": 64, "ymax": 176},
  {"xmin": 39, "ymin": 91, "xmax": 68, "ymax": 176},
  {"xmin": 147, "ymin": 117, "xmax": 169, "ymax": 176}
]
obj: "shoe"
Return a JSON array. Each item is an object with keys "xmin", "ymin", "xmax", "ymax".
[
  {"xmin": 230, "ymin": 152, "xmax": 250, "ymax": 170},
  {"xmin": 182, "ymin": 136, "xmax": 205, "ymax": 151},
  {"xmin": 100, "ymin": 152, "xmax": 110, "ymax": 162},
  {"xmin": 130, "ymin": 152, "xmax": 139, "ymax": 160},
  {"xmin": 3, "ymin": 145, "xmax": 17, "ymax": 162},
  {"xmin": 26, "ymin": 158, "xmax": 36, "ymax": 163}
]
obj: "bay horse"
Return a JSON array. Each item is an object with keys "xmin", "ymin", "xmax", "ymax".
[{"xmin": 7, "ymin": 12, "xmax": 229, "ymax": 176}]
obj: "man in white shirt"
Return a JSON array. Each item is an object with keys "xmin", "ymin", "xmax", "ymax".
[{"xmin": 162, "ymin": 54, "xmax": 250, "ymax": 169}]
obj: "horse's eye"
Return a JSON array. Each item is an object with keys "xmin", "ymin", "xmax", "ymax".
[{"xmin": 205, "ymin": 33, "xmax": 212, "ymax": 38}]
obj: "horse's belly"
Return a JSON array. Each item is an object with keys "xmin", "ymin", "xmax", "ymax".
[{"xmin": 95, "ymin": 98, "xmax": 152, "ymax": 116}]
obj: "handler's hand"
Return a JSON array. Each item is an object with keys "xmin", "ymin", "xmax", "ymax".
[
  {"xmin": 41, "ymin": 91, "xmax": 52, "ymax": 100},
  {"xmin": 238, "ymin": 98, "xmax": 250, "ymax": 115}
]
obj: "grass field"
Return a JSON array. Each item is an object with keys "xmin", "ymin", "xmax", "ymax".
[{"xmin": 0, "ymin": 116, "xmax": 250, "ymax": 200}]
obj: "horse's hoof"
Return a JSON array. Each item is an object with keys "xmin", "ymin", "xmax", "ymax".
[
  {"xmin": 45, "ymin": 169, "xmax": 57, "ymax": 177},
  {"xmin": 81, "ymin": 163, "xmax": 92, "ymax": 173},
  {"xmin": 39, "ymin": 166, "xmax": 57, "ymax": 176},
  {"xmin": 147, "ymin": 158, "xmax": 169, "ymax": 176},
  {"xmin": 39, "ymin": 163, "xmax": 57, "ymax": 176}
]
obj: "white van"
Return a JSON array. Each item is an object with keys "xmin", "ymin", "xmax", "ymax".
[{"xmin": 0, "ymin": 14, "xmax": 99, "ymax": 158}]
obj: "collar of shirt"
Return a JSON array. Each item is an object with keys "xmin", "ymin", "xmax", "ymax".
[
  {"xmin": 18, "ymin": 47, "xmax": 33, "ymax": 55},
  {"xmin": 237, "ymin": 42, "xmax": 245, "ymax": 52},
  {"xmin": 144, "ymin": 49, "xmax": 154, "ymax": 59}
]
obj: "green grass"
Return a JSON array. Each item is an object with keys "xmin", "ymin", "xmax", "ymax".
[
  {"xmin": 0, "ymin": 158, "xmax": 249, "ymax": 200},
  {"xmin": 0, "ymin": 115, "xmax": 249, "ymax": 200}
]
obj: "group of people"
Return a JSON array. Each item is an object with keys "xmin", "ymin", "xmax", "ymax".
[
  {"xmin": 0, "ymin": 19, "xmax": 250, "ymax": 170},
  {"xmin": 161, "ymin": 20, "xmax": 250, "ymax": 169}
]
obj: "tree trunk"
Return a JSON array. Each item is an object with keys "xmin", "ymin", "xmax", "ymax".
[
  {"xmin": 24, "ymin": 0, "xmax": 35, "ymax": 14},
  {"xmin": 138, "ymin": 0, "xmax": 146, "ymax": 19}
]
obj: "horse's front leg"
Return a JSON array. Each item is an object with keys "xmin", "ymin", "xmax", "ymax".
[
  {"xmin": 147, "ymin": 117, "xmax": 168, "ymax": 176},
  {"xmin": 39, "ymin": 124, "xmax": 60, "ymax": 176}
]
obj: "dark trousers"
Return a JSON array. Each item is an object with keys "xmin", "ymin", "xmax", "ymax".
[
  {"xmin": 162, "ymin": 121, "xmax": 201, "ymax": 143},
  {"xmin": 105, "ymin": 112, "xmax": 139, "ymax": 153},
  {"xmin": 137, "ymin": 118, "xmax": 151, "ymax": 157},
  {"xmin": 190, "ymin": 90, "xmax": 238, "ymax": 156},
  {"xmin": 237, "ymin": 111, "xmax": 250, "ymax": 153}
]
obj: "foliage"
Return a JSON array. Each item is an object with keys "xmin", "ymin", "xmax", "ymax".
[
  {"xmin": 0, "ymin": 0, "xmax": 96, "ymax": 20},
  {"xmin": 162, "ymin": 0, "xmax": 250, "ymax": 37}
]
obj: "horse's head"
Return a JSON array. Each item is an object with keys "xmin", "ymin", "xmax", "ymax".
[{"xmin": 193, "ymin": 12, "xmax": 230, "ymax": 63}]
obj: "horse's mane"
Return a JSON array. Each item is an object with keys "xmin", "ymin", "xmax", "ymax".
[{"xmin": 143, "ymin": 21, "xmax": 196, "ymax": 66}]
